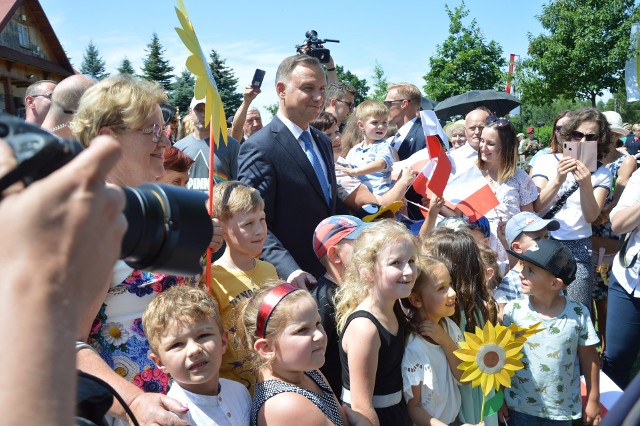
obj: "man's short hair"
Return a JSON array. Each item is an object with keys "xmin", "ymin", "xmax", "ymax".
[
  {"xmin": 275, "ymin": 54, "xmax": 321, "ymax": 86},
  {"xmin": 212, "ymin": 180, "xmax": 264, "ymax": 221},
  {"xmin": 325, "ymin": 82, "xmax": 356, "ymax": 107},
  {"xmin": 247, "ymin": 107, "xmax": 261, "ymax": 115},
  {"xmin": 142, "ymin": 286, "xmax": 222, "ymax": 355},
  {"xmin": 387, "ymin": 83, "xmax": 422, "ymax": 104},
  {"xmin": 25, "ymin": 80, "xmax": 57, "ymax": 98}
]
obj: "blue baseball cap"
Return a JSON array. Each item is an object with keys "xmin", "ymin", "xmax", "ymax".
[{"xmin": 506, "ymin": 212, "xmax": 559, "ymax": 246}]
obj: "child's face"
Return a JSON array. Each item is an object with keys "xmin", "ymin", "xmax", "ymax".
[
  {"xmin": 151, "ymin": 317, "xmax": 227, "ymax": 395},
  {"xmin": 415, "ymin": 265, "xmax": 456, "ymax": 323},
  {"xmin": 273, "ymin": 296, "xmax": 327, "ymax": 371},
  {"xmin": 359, "ymin": 114, "xmax": 389, "ymax": 142},
  {"xmin": 519, "ymin": 261, "xmax": 557, "ymax": 295},
  {"xmin": 222, "ymin": 207, "xmax": 267, "ymax": 258},
  {"xmin": 514, "ymin": 229, "xmax": 549, "ymax": 253},
  {"xmin": 372, "ymin": 239, "xmax": 418, "ymax": 301}
]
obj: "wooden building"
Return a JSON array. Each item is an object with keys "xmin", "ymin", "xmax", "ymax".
[{"xmin": 0, "ymin": 0, "xmax": 74, "ymax": 115}]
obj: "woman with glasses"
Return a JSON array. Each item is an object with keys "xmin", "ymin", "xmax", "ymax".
[
  {"xmin": 71, "ymin": 74, "xmax": 200, "ymax": 425},
  {"xmin": 531, "ymin": 107, "xmax": 614, "ymax": 310},
  {"xmin": 477, "ymin": 115, "xmax": 539, "ymax": 270}
]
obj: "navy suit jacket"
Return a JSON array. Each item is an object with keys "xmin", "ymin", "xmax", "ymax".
[
  {"xmin": 396, "ymin": 117, "xmax": 425, "ymax": 161},
  {"xmin": 238, "ymin": 116, "xmax": 337, "ymax": 279}
]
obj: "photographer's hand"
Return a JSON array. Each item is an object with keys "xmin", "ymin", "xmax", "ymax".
[
  {"xmin": 325, "ymin": 54, "xmax": 338, "ymax": 85},
  {"xmin": 1, "ymin": 135, "xmax": 127, "ymax": 425}
]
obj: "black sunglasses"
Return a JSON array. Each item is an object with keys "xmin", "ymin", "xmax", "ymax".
[
  {"xmin": 554, "ymin": 125, "xmax": 563, "ymax": 132},
  {"xmin": 383, "ymin": 99, "xmax": 407, "ymax": 108},
  {"xmin": 570, "ymin": 130, "xmax": 598, "ymax": 142},
  {"xmin": 485, "ymin": 115, "xmax": 510, "ymax": 127}
]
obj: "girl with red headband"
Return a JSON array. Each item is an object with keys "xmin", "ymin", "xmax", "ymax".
[{"xmin": 240, "ymin": 281, "xmax": 349, "ymax": 426}]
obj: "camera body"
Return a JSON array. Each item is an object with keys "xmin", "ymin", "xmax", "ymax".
[
  {"xmin": 295, "ymin": 30, "xmax": 339, "ymax": 64},
  {"xmin": 0, "ymin": 113, "xmax": 212, "ymax": 276}
]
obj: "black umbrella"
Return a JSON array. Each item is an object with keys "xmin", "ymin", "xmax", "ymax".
[
  {"xmin": 420, "ymin": 96, "xmax": 438, "ymax": 111},
  {"xmin": 433, "ymin": 89, "xmax": 520, "ymax": 119}
]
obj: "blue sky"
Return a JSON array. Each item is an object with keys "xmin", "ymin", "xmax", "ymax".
[{"xmin": 40, "ymin": 0, "xmax": 546, "ymax": 115}]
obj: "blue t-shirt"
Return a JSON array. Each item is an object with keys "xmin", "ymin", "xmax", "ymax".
[{"xmin": 345, "ymin": 139, "xmax": 395, "ymax": 196}]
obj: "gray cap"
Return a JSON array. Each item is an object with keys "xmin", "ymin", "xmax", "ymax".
[{"xmin": 506, "ymin": 211, "xmax": 559, "ymax": 246}]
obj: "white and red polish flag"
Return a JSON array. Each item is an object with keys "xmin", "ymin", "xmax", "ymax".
[
  {"xmin": 410, "ymin": 111, "xmax": 451, "ymax": 198},
  {"xmin": 442, "ymin": 165, "xmax": 499, "ymax": 221}
]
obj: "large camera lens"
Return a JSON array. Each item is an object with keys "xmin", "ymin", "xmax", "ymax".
[{"xmin": 121, "ymin": 183, "xmax": 212, "ymax": 276}]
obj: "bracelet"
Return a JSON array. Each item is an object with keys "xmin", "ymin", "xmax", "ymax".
[{"xmin": 326, "ymin": 67, "xmax": 336, "ymax": 71}]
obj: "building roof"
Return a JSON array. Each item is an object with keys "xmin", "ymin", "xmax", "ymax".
[{"xmin": 0, "ymin": 0, "xmax": 74, "ymax": 75}]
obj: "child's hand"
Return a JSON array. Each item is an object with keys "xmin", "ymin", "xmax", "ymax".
[
  {"xmin": 418, "ymin": 319, "xmax": 448, "ymax": 344},
  {"xmin": 209, "ymin": 217, "xmax": 223, "ymax": 253},
  {"xmin": 498, "ymin": 401, "xmax": 510, "ymax": 424},
  {"xmin": 428, "ymin": 196, "xmax": 445, "ymax": 213},
  {"xmin": 342, "ymin": 404, "xmax": 372, "ymax": 426},
  {"xmin": 336, "ymin": 164, "xmax": 357, "ymax": 177},
  {"xmin": 584, "ymin": 399, "xmax": 602, "ymax": 425}
]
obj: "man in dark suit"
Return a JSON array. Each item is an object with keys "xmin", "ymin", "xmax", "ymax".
[
  {"xmin": 385, "ymin": 83, "xmax": 424, "ymax": 161},
  {"xmin": 385, "ymin": 83, "xmax": 425, "ymax": 219},
  {"xmin": 238, "ymin": 55, "xmax": 336, "ymax": 287}
]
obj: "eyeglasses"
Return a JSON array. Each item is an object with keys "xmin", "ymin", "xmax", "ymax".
[
  {"xmin": 485, "ymin": 115, "xmax": 511, "ymax": 127},
  {"xmin": 138, "ymin": 124, "xmax": 166, "ymax": 143},
  {"xmin": 554, "ymin": 125, "xmax": 563, "ymax": 132},
  {"xmin": 335, "ymin": 99, "xmax": 354, "ymax": 110},
  {"xmin": 570, "ymin": 130, "xmax": 598, "ymax": 142},
  {"xmin": 383, "ymin": 99, "xmax": 407, "ymax": 108},
  {"xmin": 32, "ymin": 93, "xmax": 52, "ymax": 100}
]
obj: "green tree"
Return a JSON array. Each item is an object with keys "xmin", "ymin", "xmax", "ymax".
[
  {"xmin": 169, "ymin": 69, "xmax": 195, "ymax": 117},
  {"xmin": 369, "ymin": 62, "xmax": 388, "ymax": 102},
  {"xmin": 602, "ymin": 88, "xmax": 640, "ymax": 123},
  {"xmin": 140, "ymin": 33, "xmax": 174, "ymax": 91},
  {"xmin": 423, "ymin": 1, "xmax": 506, "ymax": 101},
  {"xmin": 208, "ymin": 49, "xmax": 242, "ymax": 119},
  {"xmin": 80, "ymin": 41, "xmax": 108, "ymax": 80},
  {"xmin": 336, "ymin": 65, "xmax": 369, "ymax": 105},
  {"xmin": 116, "ymin": 57, "xmax": 135, "ymax": 75},
  {"xmin": 265, "ymin": 103, "xmax": 279, "ymax": 118},
  {"xmin": 519, "ymin": 0, "xmax": 639, "ymax": 107}
]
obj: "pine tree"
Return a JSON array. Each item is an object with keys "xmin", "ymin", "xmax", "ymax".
[
  {"xmin": 117, "ymin": 57, "xmax": 136, "ymax": 76},
  {"xmin": 140, "ymin": 33, "xmax": 174, "ymax": 90},
  {"xmin": 169, "ymin": 70, "xmax": 196, "ymax": 117},
  {"xmin": 208, "ymin": 49, "xmax": 242, "ymax": 118},
  {"xmin": 80, "ymin": 41, "xmax": 109, "ymax": 80}
]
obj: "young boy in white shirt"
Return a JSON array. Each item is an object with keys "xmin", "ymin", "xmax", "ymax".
[{"xmin": 143, "ymin": 286, "xmax": 251, "ymax": 425}]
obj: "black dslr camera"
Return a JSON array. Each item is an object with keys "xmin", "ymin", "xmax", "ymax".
[
  {"xmin": 295, "ymin": 30, "xmax": 339, "ymax": 64},
  {"xmin": 0, "ymin": 113, "xmax": 212, "ymax": 276}
]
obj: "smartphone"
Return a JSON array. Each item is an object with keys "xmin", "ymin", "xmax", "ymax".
[
  {"xmin": 251, "ymin": 69, "xmax": 266, "ymax": 90},
  {"xmin": 563, "ymin": 141, "xmax": 597, "ymax": 172}
]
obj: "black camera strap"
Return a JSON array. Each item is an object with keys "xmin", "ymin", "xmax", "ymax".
[{"xmin": 542, "ymin": 181, "xmax": 579, "ymax": 220}]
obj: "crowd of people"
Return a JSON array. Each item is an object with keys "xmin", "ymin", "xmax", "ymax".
[{"xmin": 4, "ymin": 51, "xmax": 640, "ymax": 426}]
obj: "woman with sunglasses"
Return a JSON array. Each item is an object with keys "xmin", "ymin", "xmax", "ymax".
[
  {"xmin": 528, "ymin": 110, "xmax": 574, "ymax": 171},
  {"xmin": 531, "ymin": 108, "xmax": 614, "ymax": 310},
  {"xmin": 477, "ymin": 115, "xmax": 539, "ymax": 268},
  {"xmin": 71, "ymin": 74, "xmax": 201, "ymax": 426}
]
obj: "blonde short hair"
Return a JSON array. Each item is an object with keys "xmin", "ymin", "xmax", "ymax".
[
  {"xmin": 142, "ymin": 286, "xmax": 222, "ymax": 355},
  {"xmin": 212, "ymin": 181, "xmax": 264, "ymax": 222},
  {"xmin": 71, "ymin": 74, "xmax": 167, "ymax": 147},
  {"xmin": 355, "ymin": 100, "xmax": 388, "ymax": 122},
  {"xmin": 387, "ymin": 83, "xmax": 422, "ymax": 104}
]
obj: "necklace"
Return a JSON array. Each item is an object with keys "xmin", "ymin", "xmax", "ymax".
[
  {"xmin": 48, "ymin": 122, "xmax": 68, "ymax": 133},
  {"xmin": 482, "ymin": 168, "xmax": 499, "ymax": 191}
]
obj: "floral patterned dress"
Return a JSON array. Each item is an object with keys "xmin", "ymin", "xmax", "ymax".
[{"xmin": 88, "ymin": 261, "xmax": 195, "ymax": 393}]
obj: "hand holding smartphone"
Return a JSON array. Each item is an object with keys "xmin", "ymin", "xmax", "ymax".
[
  {"xmin": 251, "ymin": 69, "xmax": 266, "ymax": 91},
  {"xmin": 563, "ymin": 141, "xmax": 597, "ymax": 172}
]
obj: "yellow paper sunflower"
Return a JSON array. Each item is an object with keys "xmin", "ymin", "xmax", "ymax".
[
  {"xmin": 454, "ymin": 322, "xmax": 525, "ymax": 396},
  {"xmin": 174, "ymin": 0, "xmax": 227, "ymax": 148}
]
